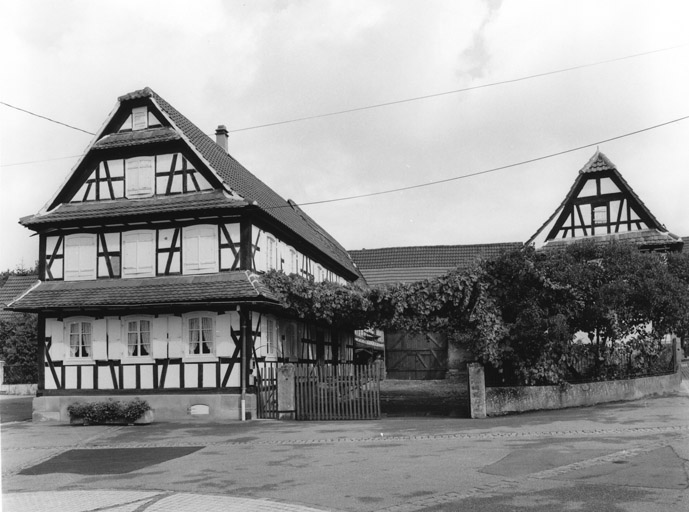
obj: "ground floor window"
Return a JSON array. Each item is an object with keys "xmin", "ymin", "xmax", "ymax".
[
  {"xmin": 188, "ymin": 315, "xmax": 214, "ymax": 355},
  {"xmin": 68, "ymin": 321, "xmax": 92, "ymax": 358},
  {"xmin": 127, "ymin": 319, "xmax": 151, "ymax": 357}
]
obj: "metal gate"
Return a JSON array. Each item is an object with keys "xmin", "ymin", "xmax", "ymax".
[
  {"xmin": 295, "ymin": 363, "xmax": 381, "ymax": 420},
  {"xmin": 386, "ymin": 331, "xmax": 447, "ymax": 379}
]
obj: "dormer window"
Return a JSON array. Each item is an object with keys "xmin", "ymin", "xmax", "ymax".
[
  {"xmin": 132, "ymin": 107, "xmax": 148, "ymax": 130},
  {"xmin": 118, "ymin": 107, "xmax": 162, "ymax": 132},
  {"xmin": 125, "ymin": 157, "xmax": 154, "ymax": 198}
]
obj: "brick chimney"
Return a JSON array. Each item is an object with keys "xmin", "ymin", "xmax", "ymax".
[{"xmin": 215, "ymin": 125, "xmax": 229, "ymax": 152}]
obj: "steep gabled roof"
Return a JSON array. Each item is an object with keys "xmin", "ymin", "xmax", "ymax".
[
  {"xmin": 349, "ymin": 243, "xmax": 522, "ymax": 286},
  {"xmin": 527, "ymin": 150, "xmax": 682, "ymax": 251},
  {"xmin": 22, "ymin": 87, "xmax": 358, "ymax": 279}
]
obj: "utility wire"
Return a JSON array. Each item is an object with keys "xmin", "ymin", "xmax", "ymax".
[
  {"xmin": 0, "ymin": 101, "xmax": 95, "ymax": 136},
  {"xmin": 227, "ymin": 43, "xmax": 688, "ymax": 133},
  {"xmin": 1, "ymin": 154, "xmax": 85, "ymax": 167},
  {"xmin": 280, "ymin": 115, "xmax": 689, "ymax": 208},
  {"xmin": 2, "ymin": 42, "xmax": 686, "ymax": 167}
]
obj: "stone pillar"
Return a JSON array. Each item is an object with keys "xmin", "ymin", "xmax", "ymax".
[
  {"xmin": 673, "ymin": 337, "xmax": 682, "ymax": 373},
  {"xmin": 0, "ymin": 360, "xmax": 5, "ymax": 385},
  {"xmin": 468, "ymin": 362, "xmax": 486, "ymax": 419},
  {"xmin": 277, "ymin": 364, "xmax": 296, "ymax": 420}
]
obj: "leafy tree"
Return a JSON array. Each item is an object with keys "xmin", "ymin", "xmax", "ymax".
[{"xmin": 0, "ymin": 313, "xmax": 38, "ymax": 384}]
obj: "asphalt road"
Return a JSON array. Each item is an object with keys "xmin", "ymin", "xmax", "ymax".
[
  {"xmin": 2, "ymin": 383, "xmax": 688, "ymax": 512},
  {"xmin": 0, "ymin": 396, "xmax": 32, "ymax": 424}
]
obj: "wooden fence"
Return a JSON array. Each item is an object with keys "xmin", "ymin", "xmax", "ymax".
[{"xmin": 295, "ymin": 363, "xmax": 381, "ymax": 420}]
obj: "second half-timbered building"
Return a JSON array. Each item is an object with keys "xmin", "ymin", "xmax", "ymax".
[
  {"xmin": 528, "ymin": 150, "xmax": 684, "ymax": 252},
  {"xmin": 8, "ymin": 87, "xmax": 361, "ymax": 421}
]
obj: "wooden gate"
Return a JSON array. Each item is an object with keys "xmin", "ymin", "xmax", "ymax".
[
  {"xmin": 255, "ymin": 361, "xmax": 278, "ymax": 419},
  {"xmin": 295, "ymin": 363, "xmax": 381, "ymax": 420},
  {"xmin": 386, "ymin": 331, "xmax": 447, "ymax": 380}
]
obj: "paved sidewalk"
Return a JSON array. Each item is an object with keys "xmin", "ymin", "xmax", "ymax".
[{"xmin": 2, "ymin": 388, "xmax": 689, "ymax": 512}]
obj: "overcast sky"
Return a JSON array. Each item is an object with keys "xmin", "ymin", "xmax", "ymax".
[{"xmin": 1, "ymin": 0, "xmax": 688, "ymax": 272}]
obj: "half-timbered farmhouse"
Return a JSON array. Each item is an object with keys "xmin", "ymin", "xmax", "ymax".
[
  {"xmin": 528, "ymin": 150, "xmax": 684, "ymax": 252},
  {"xmin": 8, "ymin": 87, "xmax": 361, "ymax": 422}
]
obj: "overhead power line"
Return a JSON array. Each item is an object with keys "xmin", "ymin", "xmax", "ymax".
[
  {"xmin": 0, "ymin": 101, "xmax": 95, "ymax": 136},
  {"xmin": 283, "ymin": 115, "xmax": 689, "ymax": 208},
  {"xmin": 227, "ymin": 43, "xmax": 688, "ymax": 133},
  {"xmin": 2, "ymin": 42, "xmax": 687, "ymax": 168}
]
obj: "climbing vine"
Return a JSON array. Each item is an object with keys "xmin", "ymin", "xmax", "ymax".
[{"xmin": 262, "ymin": 242, "xmax": 689, "ymax": 386}]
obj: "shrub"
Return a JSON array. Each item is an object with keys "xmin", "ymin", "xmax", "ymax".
[{"xmin": 67, "ymin": 398, "xmax": 151, "ymax": 424}]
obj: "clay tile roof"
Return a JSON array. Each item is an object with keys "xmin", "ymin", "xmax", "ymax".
[
  {"xmin": 93, "ymin": 126, "xmax": 180, "ymax": 149},
  {"xmin": 579, "ymin": 150, "xmax": 617, "ymax": 174},
  {"xmin": 6, "ymin": 272, "xmax": 278, "ymax": 312},
  {"xmin": 349, "ymin": 243, "xmax": 522, "ymax": 286},
  {"xmin": 21, "ymin": 190, "xmax": 246, "ymax": 227},
  {"xmin": 542, "ymin": 229, "xmax": 684, "ymax": 251},
  {"xmin": 0, "ymin": 275, "xmax": 39, "ymax": 320}
]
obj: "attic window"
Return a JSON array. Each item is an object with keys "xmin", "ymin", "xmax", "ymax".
[
  {"xmin": 593, "ymin": 206, "xmax": 608, "ymax": 225},
  {"xmin": 119, "ymin": 107, "xmax": 162, "ymax": 132},
  {"xmin": 132, "ymin": 107, "xmax": 148, "ymax": 130},
  {"xmin": 125, "ymin": 157, "xmax": 154, "ymax": 198}
]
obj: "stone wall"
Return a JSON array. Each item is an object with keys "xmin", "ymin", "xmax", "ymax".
[
  {"xmin": 484, "ymin": 371, "xmax": 681, "ymax": 416},
  {"xmin": 468, "ymin": 341, "xmax": 683, "ymax": 417}
]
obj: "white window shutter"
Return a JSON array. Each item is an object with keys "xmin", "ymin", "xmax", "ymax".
[
  {"xmin": 167, "ymin": 316, "xmax": 183, "ymax": 358},
  {"xmin": 215, "ymin": 313, "xmax": 232, "ymax": 357},
  {"xmin": 151, "ymin": 317, "xmax": 167, "ymax": 359},
  {"xmin": 64, "ymin": 235, "xmax": 96, "ymax": 280},
  {"xmin": 138, "ymin": 232, "xmax": 155, "ymax": 274},
  {"xmin": 125, "ymin": 157, "xmax": 154, "ymax": 197},
  {"xmin": 183, "ymin": 225, "xmax": 218, "ymax": 274},
  {"xmin": 132, "ymin": 107, "xmax": 148, "ymax": 130},
  {"xmin": 46, "ymin": 318, "xmax": 65, "ymax": 362},
  {"xmin": 92, "ymin": 319, "xmax": 108, "ymax": 360},
  {"xmin": 107, "ymin": 317, "xmax": 125, "ymax": 359},
  {"xmin": 122, "ymin": 233, "xmax": 137, "ymax": 273}
]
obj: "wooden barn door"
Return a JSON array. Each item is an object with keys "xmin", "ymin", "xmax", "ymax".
[{"xmin": 386, "ymin": 331, "xmax": 447, "ymax": 380}]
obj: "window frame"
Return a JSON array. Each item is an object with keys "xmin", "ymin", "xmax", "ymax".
[
  {"xmin": 265, "ymin": 316, "xmax": 278, "ymax": 360},
  {"xmin": 182, "ymin": 225, "xmax": 219, "ymax": 275},
  {"xmin": 65, "ymin": 318, "xmax": 94, "ymax": 363},
  {"xmin": 183, "ymin": 312, "xmax": 217, "ymax": 361},
  {"xmin": 64, "ymin": 233, "xmax": 97, "ymax": 281},
  {"xmin": 125, "ymin": 156, "xmax": 154, "ymax": 198},
  {"xmin": 121, "ymin": 229, "xmax": 156, "ymax": 278},
  {"xmin": 122, "ymin": 316, "xmax": 154, "ymax": 361}
]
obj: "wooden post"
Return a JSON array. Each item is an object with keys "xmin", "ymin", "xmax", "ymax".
[
  {"xmin": 468, "ymin": 362, "xmax": 486, "ymax": 419},
  {"xmin": 36, "ymin": 313, "xmax": 46, "ymax": 396}
]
